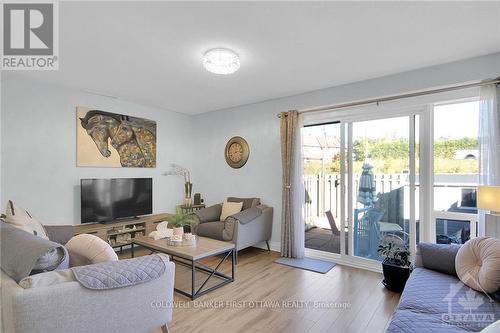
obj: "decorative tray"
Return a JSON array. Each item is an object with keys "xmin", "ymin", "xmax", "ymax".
[{"xmin": 166, "ymin": 236, "xmax": 197, "ymax": 247}]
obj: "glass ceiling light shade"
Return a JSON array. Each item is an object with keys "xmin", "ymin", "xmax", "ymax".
[{"xmin": 203, "ymin": 48, "xmax": 240, "ymax": 75}]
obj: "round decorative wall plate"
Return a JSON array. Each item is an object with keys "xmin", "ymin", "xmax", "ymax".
[{"xmin": 225, "ymin": 136, "xmax": 249, "ymax": 169}]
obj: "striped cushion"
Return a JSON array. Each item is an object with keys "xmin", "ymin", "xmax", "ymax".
[{"xmin": 4, "ymin": 200, "xmax": 48, "ymax": 239}]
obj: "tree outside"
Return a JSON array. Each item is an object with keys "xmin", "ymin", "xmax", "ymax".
[{"xmin": 304, "ymin": 137, "xmax": 478, "ymax": 175}]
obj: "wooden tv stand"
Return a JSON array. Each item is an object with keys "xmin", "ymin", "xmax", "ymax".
[{"xmin": 74, "ymin": 213, "xmax": 171, "ymax": 251}]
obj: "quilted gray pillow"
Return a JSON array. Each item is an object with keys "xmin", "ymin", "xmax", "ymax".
[
  {"xmin": 419, "ymin": 242, "xmax": 461, "ymax": 276},
  {"xmin": 71, "ymin": 254, "xmax": 167, "ymax": 290}
]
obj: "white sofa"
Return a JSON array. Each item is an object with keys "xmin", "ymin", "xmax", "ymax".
[{"xmin": 1, "ymin": 222, "xmax": 175, "ymax": 333}]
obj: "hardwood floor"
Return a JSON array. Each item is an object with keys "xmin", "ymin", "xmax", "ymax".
[{"xmin": 120, "ymin": 247, "xmax": 399, "ymax": 333}]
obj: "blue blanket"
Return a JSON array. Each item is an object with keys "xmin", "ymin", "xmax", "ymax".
[{"xmin": 386, "ymin": 268, "xmax": 500, "ymax": 332}]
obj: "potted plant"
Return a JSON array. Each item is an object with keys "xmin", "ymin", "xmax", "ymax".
[
  {"xmin": 163, "ymin": 163, "xmax": 193, "ymax": 207},
  {"xmin": 167, "ymin": 207, "xmax": 194, "ymax": 237},
  {"xmin": 184, "ymin": 180, "xmax": 193, "ymax": 207},
  {"xmin": 378, "ymin": 241, "xmax": 412, "ymax": 293}
]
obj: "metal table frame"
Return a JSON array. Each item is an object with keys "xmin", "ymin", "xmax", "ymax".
[{"xmin": 132, "ymin": 242, "xmax": 235, "ymax": 300}]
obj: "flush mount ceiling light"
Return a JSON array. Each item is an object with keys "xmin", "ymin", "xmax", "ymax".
[{"xmin": 203, "ymin": 48, "xmax": 240, "ymax": 75}]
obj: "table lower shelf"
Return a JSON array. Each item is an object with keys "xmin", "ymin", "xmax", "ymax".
[{"xmin": 131, "ymin": 242, "xmax": 235, "ymax": 300}]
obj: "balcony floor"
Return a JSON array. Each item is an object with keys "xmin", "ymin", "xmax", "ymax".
[{"xmin": 305, "ymin": 227, "xmax": 346, "ymax": 254}]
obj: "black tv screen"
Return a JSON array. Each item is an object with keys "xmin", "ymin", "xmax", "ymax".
[{"xmin": 81, "ymin": 178, "xmax": 152, "ymax": 223}]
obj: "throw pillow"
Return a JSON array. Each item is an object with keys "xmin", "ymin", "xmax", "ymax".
[
  {"xmin": 19, "ymin": 269, "xmax": 75, "ymax": 289},
  {"xmin": 1, "ymin": 221, "xmax": 68, "ymax": 282},
  {"xmin": 227, "ymin": 197, "xmax": 260, "ymax": 210},
  {"xmin": 220, "ymin": 201, "xmax": 243, "ymax": 221},
  {"xmin": 419, "ymin": 242, "xmax": 461, "ymax": 276},
  {"xmin": 455, "ymin": 236, "xmax": 500, "ymax": 293},
  {"xmin": 31, "ymin": 247, "xmax": 68, "ymax": 273},
  {"xmin": 65, "ymin": 234, "xmax": 118, "ymax": 267},
  {"xmin": 4, "ymin": 200, "xmax": 48, "ymax": 239}
]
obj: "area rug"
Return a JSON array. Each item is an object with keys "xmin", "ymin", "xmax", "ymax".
[{"xmin": 274, "ymin": 257, "xmax": 336, "ymax": 274}]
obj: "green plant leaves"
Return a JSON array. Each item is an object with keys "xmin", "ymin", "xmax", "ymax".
[{"xmin": 167, "ymin": 207, "xmax": 195, "ymax": 228}]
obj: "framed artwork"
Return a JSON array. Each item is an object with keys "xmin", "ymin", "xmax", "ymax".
[{"xmin": 77, "ymin": 107, "xmax": 157, "ymax": 168}]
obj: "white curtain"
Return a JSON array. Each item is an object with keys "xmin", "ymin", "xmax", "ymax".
[{"xmin": 478, "ymin": 84, "xmax": 500, "ymax": 236}]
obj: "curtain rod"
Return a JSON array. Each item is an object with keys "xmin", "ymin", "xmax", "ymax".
[{"xmin": 277, "ymin": 78, "xmax": 500, "ymax": 118}]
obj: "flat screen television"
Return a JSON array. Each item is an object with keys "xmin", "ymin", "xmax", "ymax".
[{"xmin": 81, "ymin": 178, "xmax": 153, "ymax": 223}]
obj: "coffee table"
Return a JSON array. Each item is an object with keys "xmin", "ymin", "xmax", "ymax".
[{"xmin": 131, "ymin": 236, "xmax": 235, "ymax": 300}]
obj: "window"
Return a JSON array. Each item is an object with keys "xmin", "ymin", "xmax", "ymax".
[{"xmin": 432, "ymin": 101, "xmax": 479, "ymax": 244}]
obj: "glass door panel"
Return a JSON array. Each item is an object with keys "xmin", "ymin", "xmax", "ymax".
[
  {"xmin": 351, "ymin": 116, "xmax": 414, "ymax": 261},
  {"xmin": 433, "ymin": 101, "xmax": 479, "ymax": 243},
  {"xmin": 303, "ymin": 122, "xmax": 345, "ymax": 254}
]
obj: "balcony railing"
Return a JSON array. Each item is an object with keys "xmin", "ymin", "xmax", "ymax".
[
  {"xmin": 304, "ymin": 173, "xmax": 407, "ymax": 222},
  {"xmin": 304, "ymin": 173, "xmax": 478, "ymax": 244}
]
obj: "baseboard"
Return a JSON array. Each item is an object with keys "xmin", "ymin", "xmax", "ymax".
[
  {"xmin": 253, "ymin": 240, "xmax": 383, "ymax": 273},
  {"xmin": 252, "ymin": 240, "xmax": 280, "ymax": 252},
  {"xmin": 305, "ymin": 248, "xmax": 383, "ymax": 273}
]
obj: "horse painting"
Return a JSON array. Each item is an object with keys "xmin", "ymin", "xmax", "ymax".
[{"xmin": 78, "ymin": 110, "xmax": 156, "ymax": 168}]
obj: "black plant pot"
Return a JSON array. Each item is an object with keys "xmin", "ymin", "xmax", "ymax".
[
  {"xmin": 381, "ymin": 258, "xmax": 412, "ymax": 293},
  {"xmin": 183, "ymin": 225, "xmax": 191, "ymax": 234}
]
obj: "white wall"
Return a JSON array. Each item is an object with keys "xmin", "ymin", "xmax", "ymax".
[
  {"xmin": 192, "ymin": 52, "xmax": 500, "ymax": 248},
  {"xmin": 2, "ymin": 53, "xmax": 500, "ymax": 243},
  {"xmin": 1, "ymin": 74, "xmax": 192, "ymax": 225}
]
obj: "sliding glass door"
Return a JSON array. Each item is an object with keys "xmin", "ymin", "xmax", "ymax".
[
  {"xmin": 349, "ymin": 116, "xmax": 417, "ymax": 262},
  {"xmin": 302, "ymin": 92, "xmax": 480, "ymax": 268},
  {"xmin": 302, "ymin": 106, "xmax": 424, "ymax": 267}
]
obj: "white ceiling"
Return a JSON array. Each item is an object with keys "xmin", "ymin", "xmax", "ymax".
[{"xmin": 12, "ymin": 1, "xmax": 500, "ymax": 114}]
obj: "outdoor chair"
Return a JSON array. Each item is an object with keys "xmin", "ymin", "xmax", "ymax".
[
  {"xmin": 354, "ymin": 207, "xmax": 409, "ymax": 259},
  {"xmin": 325, "ymin": 210, "xmax": 341, "ymax": 243}
]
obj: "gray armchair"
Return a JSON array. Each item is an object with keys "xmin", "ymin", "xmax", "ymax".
[{"xmin": 193, "ymin": 197, "xmax": 273, "ymax": 263}]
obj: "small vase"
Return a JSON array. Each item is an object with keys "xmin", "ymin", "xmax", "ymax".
[
  {"xmin": 184, "ymin": 197, "xmax": 192, "ymax": 207},
  {"xmin": 173, "ymin": 227, "xmax": 184, "ymax": 238}
]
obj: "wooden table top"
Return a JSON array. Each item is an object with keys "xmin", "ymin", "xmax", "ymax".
[{"xmin": 132, "ymin": 235, "xmax": 234, "ymax": 261}]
